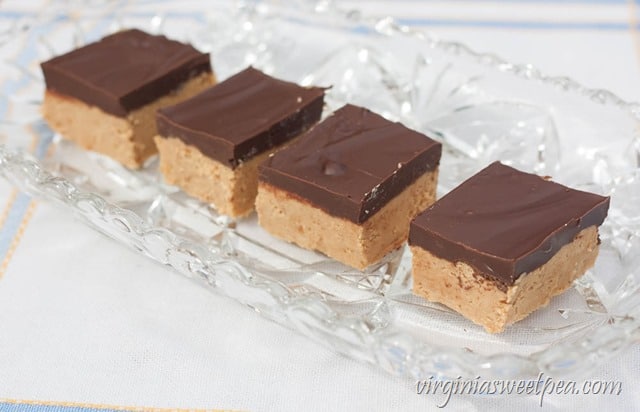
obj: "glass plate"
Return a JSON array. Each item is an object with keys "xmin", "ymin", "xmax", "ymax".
[{"xmin": 1, "ymin": 0, "xmax": 639, "ymax": 379}]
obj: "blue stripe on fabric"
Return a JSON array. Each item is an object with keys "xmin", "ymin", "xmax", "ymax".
[
  {"xmin": 397, "ymin": 18, "xmax": 639, "ymax": 30},
  {"xmin": 0, "ymin": 403, "xmax": 123, "ymax": 412},
  {"xmin": 32, "ymin": 122, "xmax": 54, "ymax": 159},
  {"xmin": 0, "ymin": 10, "xmax": 206, "ymax": 20},
  {"xmin": 0, "ymin": 11, "xmax": 27, "ymax": 19}
]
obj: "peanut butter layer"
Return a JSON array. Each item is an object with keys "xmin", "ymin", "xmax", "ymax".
[
  {"xmin": 155, "ymin": 135, "xmax": 292, "ymax": 217},
  {"xmin": 256, "ymin": 170, "xmax": 438, "ymax": 270},
  {"xmin": 411, "ymin": 226, "xmax": 599, "ymax": 333},
  {"xmin": 42, "ymin": 71, "xmax": 215, "ymax": 169}
]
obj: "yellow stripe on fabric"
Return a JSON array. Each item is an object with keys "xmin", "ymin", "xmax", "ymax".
[
  {"xmin": 0, "ymin": 190, "xmax": 19, "ymax": 231},
  {"xmin": 0, "ymin": 200, "xmax": 37, "ymax": 280}
]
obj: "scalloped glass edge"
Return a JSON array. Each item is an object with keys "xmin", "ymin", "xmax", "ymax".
[{"xmin": 0, "ymin": 0, "xmax": 639, "ymax": 380}]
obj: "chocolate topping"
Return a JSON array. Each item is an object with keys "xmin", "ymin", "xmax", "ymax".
[
  {"xmin": 41, "ymin": 29, "xmax": 211, "ymax": 116},
  {"xmin": 259, "ymin": 104, "xmax": 442, "ymax": 224},
  {"xmin": 409, "ymin": 161, "xmax": 610, "ymax": 286},
  {"xmin": 156, "ymin": 67, "xmax": 324, "ymax": 168}
]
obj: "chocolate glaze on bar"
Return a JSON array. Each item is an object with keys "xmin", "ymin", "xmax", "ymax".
[
  {"xmin": 409, "ymin": 161, "xmax": 610, "ymax": 287},
  {"xmin": 259, "ymin": 104, "xmax": 442, "ymax": 224},
  {"xmin": 41, "ymin": 29, "xmax": 211, "ymax": 116},
  {"xmin": 156, "ymin": 67, "xmax": 325, "ymax": 169}
]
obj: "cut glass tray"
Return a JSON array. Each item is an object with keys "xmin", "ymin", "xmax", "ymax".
[{"xmin": 0, "ymin": 0, "xmax": 639, "ymax": 379}]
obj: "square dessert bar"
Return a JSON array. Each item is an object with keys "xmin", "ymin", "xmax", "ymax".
[
  {"xmin": 257, "ymin": 104, "xmax": 442, "ymax": 270},
  {"xmin": 41, "ymin": 29, "xmax": 215, "ymax": 168},
  {"xmin": 409, "ymin": 161, "xmax": 610, "ymax": 333},
  {"xmin": 154, "ymin": 67, "xmax": 325, "ymax": 218}
]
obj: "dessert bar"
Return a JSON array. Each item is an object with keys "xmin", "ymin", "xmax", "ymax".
[
  {"xmin": 154, "ymin": 67, "xmax": 325, "ymax": 217},
  {"xmin": 409, "ymin": 161, "xmax": 610, "ymax": 333},
  {"xmin": 257, "ymin": 104, "xmax": 442, "ymax": 270},
  {"xmin": 41, "ymin": 29, "xmax": 214, "ymax": 168}
]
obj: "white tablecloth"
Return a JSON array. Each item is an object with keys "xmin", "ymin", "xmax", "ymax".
[{"xmin": 1, "ymin": 1, "xmax": 638, "ymax": 411}]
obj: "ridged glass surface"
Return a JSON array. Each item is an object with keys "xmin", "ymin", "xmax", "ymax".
[{"xmin": 0, "ymin": 0, "xmax": 639, "ymax": 379}]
